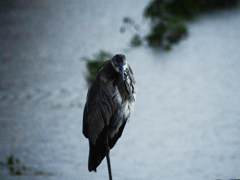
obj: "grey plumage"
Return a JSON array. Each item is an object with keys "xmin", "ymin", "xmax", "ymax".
[{"xmin": 82, "ymin": 54, "xmax": 136, "ymax": 174}]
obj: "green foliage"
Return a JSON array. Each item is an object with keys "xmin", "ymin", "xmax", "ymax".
[
  {"xmin": 131, "ymin": 34, "xmax": 142, "ymax": 47},
  {"xmin": 145, "ymin": 21, "xmax": 167, "ymax": 47},
  {"xmin": 144, "ymin": 0, "xmax": 238, "ymax": 20},
  {"xmin": 166, "ymin": 21, "xmax": 188, "ymax": 44},
  {"xmin": 120, "ymin": 17, "xmax": 139, "ymax": 34},
  {"xmin": 123, "ymin": 17, "xmax": 135, "ymax": 24},
  {"xmin": 82, "ymin": 50, "xmax": 113, "ymax": 85},
  {"xmin": 120, "ymin": 17, "xmax": 142, "ymax": 47},
  {"xmin": 0, "ymin": 155, "xmax": 53, "ymax": 176},
  {"xmin": 0, "ymin": 155, "xmax": 27, "ymax": 175},
  {"xmin": 129, "ymin": 0, "xmax": 239, "ymax": 50}
]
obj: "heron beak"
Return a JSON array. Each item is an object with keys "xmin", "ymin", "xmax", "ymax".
[{"xmin": 119, "ymin": 65, "xmax": 124, "ymax": 80}]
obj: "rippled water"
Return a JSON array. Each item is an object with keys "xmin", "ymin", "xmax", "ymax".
[{"xmin": 0, "ymin": 1, "xmax": 240, "ymax": 179}]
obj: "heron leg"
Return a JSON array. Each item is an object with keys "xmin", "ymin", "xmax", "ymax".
[{"xmin": 106, "ymin": 137, "xmax": 113, "ymax": 180}]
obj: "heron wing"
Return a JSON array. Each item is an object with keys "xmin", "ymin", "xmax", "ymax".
[
  {"xmin": 88, "ymin": 85, "xmax": 117, "ymax": 144},
  {"xmin": 83, "ymin": 60, "xmax": 118, "ymax": 145}
]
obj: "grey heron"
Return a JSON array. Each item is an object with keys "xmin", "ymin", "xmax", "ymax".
[{"xmin": 82, "ymin": 54, "xmax": 136, "ymax": 180}]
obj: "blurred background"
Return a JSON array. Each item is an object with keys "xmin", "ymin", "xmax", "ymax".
[{"xmin": 0, "ymin": 0, "xmax": 240, "ymax": 179}]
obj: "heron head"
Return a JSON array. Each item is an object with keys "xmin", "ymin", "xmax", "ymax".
[{"xmin": 111, "ymin": 54, "xmax": 127, "ymax": 80}]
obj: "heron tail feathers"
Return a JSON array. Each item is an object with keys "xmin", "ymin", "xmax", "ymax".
[{"xmin": 88, "ymin": 142, "xmax": 106, "ymax": 172}]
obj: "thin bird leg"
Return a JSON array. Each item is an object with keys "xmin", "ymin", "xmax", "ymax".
[{"xmin": 106, "ymin": 136, "xmax": 113, "ymax": 180}]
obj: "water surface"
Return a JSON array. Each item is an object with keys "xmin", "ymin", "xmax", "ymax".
[{"xmin": 0, "ymin": 1, "xmax": 240, "ymax": 179}]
